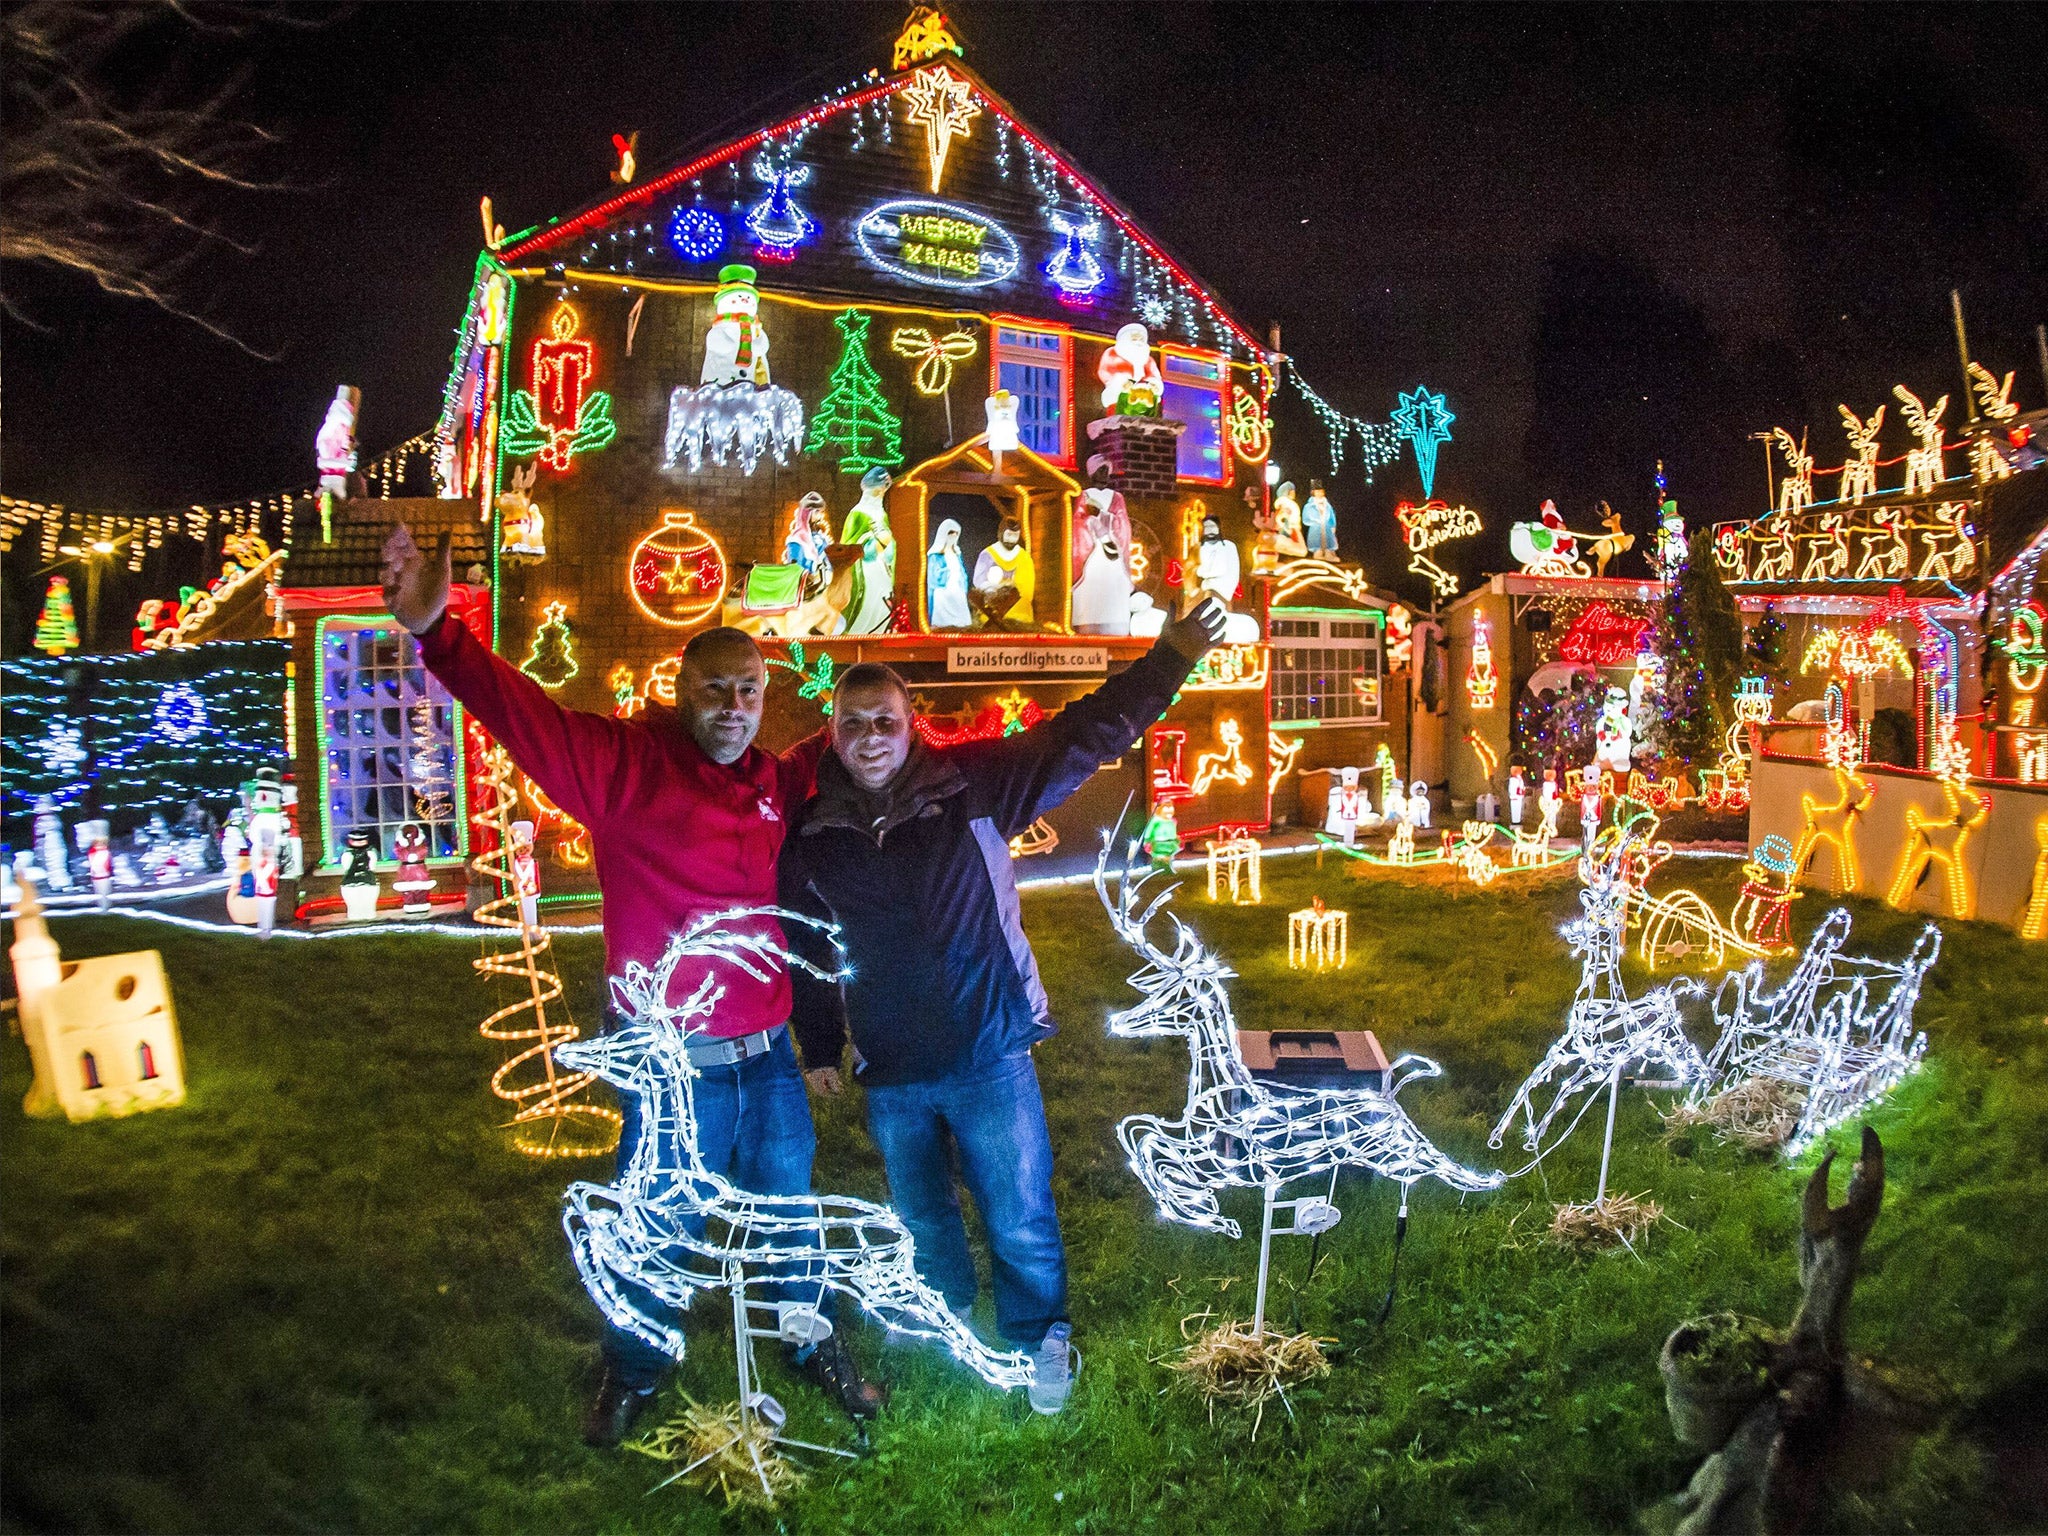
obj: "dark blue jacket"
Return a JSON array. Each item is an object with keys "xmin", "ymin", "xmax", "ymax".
[{"xmin": 782, "ymin": 637, "xmax": 1193, "ymax": 1086}]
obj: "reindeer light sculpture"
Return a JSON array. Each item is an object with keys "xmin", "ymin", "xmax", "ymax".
[
  {"xmin": 1893, "ymin": 385, "xmax": 1949, "ymax": 496},
  {"xmin": 1837, "ymin": 403, "xmax": 1885, "ymax": 505},
  {"xmin": 558, "ymin": 910, "xmax": 1032, "ymax": 1494},
  {"xmin": 1690, "ymin": 909, "xmax": 1937, "ymax": 1156},
  {"xmin": 1094, "ymin": 839, "xmax": 1501, "ymax": 1332},
  {"xmin": 1488, "ymin": 822, "xmax": 1708, "ymax": 1204}
]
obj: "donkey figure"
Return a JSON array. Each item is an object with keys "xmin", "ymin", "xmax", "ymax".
[
  {"xmin": 557, "ymin": 909, "xmax": 1033, "ymax": 1395},
  {"xmin": 1094, "ymin": 840, "xmax": 1502, "ymax": 1242},
  {"xmin": 1489, "ymin": 821, "xmax": 1709, "ymax": 1156}
]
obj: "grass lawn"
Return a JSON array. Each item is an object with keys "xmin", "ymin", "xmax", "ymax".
[{"xmin": 4, "ymin": 853, "xmax": 2045, "ymax": 1534}]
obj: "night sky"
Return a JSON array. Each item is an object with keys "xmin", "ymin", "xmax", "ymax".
[{"xmin": 5, "ymin": 2, "xmax": 2044, "ymax": 589}]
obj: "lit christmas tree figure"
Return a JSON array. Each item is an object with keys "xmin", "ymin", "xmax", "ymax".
[
  {"xmin": 520, "ymin": 602, "xmax": 578, "ymax": 689},
  {"xmin": 34, "ymin": 577, "xmax": 79, "ymax": 655},
  {"xmin": 805, "ymin": 309, "xmax": 904, "ymax": 473}
]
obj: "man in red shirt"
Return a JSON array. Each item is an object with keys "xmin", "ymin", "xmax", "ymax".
[{"xmin": 380, "ymin": 526, "xmax": 879, "ymax": 1444}]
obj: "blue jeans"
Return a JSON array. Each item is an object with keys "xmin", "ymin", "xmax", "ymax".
[
  {"xmin": 601, "ymin": 1022, "xmax": 820, "ymax": 1389},
  {"xmin": 862, "ymin": 1052, "xmax": 1068, "ymax": 1348}
]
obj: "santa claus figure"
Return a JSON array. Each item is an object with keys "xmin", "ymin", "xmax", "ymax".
[
  {"xmin": 1097, "ymin": 324, "xmax": 1163, "ymax": 414},
  {"xmin": 1070, "ymin": 487, "xmax": 1135, "ymax": 635},
  {"xmin": 316, "ymin": 386, "xmax": 361, "ymax": 498},
  {"xmin": 700, "ymin": 264, "xmax": 772, "ymax": 387}
]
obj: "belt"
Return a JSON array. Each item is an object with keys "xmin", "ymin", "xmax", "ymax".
[{"xmin": 685, "ymin": 1022, "xmax": 784, "ymax": 1069}]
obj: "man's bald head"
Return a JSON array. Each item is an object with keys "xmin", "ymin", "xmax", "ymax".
[{"xmin": 678, "ymin": 627, "xmax": 766, "ymax": 764}]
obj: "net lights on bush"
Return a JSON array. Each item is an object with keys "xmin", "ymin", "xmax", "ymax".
[
  {"xmin": 557, "ymin": 907, "xmax": 1035, "ymax": 1403},
  {"xmin": 1692, "ymin": 909, "xmax": 1938, "ymax": 1156},
  {"xmin": 1094, "ymin": 837, "xmax": 1502, "ymax": 1245}
]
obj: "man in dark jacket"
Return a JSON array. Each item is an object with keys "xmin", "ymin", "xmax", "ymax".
[{"xmin": 783, "ymin": 597, "xmax": 1225, "ymax": 1413}]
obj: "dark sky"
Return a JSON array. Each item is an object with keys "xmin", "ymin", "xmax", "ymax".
[{"xmin": 5, "ymin": 1, "xmax": 2045, "ymax": 586}]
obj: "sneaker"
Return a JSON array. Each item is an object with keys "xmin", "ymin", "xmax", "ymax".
[
  {"xmin": 790, "ymin": 1328, "xmax": 887, "ymax": 1421},
  {"xmin": 1028, "ymin": 1323, "xmax": 1077, "ymax": 1415},
  {"xmin": 582, "ymin": 1366, "xmax": 658, "ymax": 1447}
]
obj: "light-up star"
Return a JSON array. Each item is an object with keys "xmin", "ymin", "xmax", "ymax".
[
  {"xmin": 1391, "ymin": 386, "xmax": 1456, "ymax": 499},
  {"xmin": 901, "ymin": 65, "xmax": 980, "ymax": 193}
]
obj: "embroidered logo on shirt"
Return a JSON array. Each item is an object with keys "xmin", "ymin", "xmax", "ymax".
[{"xmin": 758, "ymin": 796, "xmax": 781, "ymax": 822}]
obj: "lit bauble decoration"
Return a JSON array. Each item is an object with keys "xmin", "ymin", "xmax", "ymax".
[
  {"xmin": 667, "ymin": 205, "xmax": 724, "ymax": 263},
  {"xmin": 629, "ymin": 509, "xmax": 728, "ymax": 630}
]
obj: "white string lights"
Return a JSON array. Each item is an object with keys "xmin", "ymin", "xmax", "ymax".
[
  {"xmin": 1692, "ymin": 909, "xmax": 1938, "ymax": 1156},
  {"xmin": 1093, "ymin": 839, "xmax": 1502, "ymax": 1244},
  {"xmin": 557, "ymin": 909, "xmax": 1035, "ymax": 1395},
  {"xmin": 1489, "ymin": 826, "xmax": 1709, "ymax": 1161}
]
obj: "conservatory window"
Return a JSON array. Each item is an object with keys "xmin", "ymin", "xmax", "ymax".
[
  {"xmin": 1162, "ymin": 348, "xmax": 1229, "ymax": 486},
  {"xmin": 317, "ymin": 617, "xmax": 461, "ymax": 866},
  {"xmin": 992, "ymin": 322, "xmax": 1072, "ymax": 465}
]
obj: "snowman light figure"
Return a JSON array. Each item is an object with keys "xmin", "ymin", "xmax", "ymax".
[{"xmin": 1594, "ymin": 685, "xmax": 1635, "ymax": 773}]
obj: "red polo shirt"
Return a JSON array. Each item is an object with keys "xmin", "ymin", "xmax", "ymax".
[{"xmin": 418, "ymin": 614, "xmax": 824, "ymax": 1037}]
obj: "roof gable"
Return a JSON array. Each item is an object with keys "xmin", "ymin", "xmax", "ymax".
[{"xmin": 498, "ymin": 59, "xmax": 1262, "ymax": 360}]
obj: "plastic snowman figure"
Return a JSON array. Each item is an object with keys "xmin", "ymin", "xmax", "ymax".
[
  {"xmin": 245, "ymin": 768, "xmax": 287, "ymax": 939},
  {"xmin": 1097, "ymin": 323, "xmax": 1164, "ymax": 414},
  {"xmin": 1324, "ymin": 767, "xmax": 1366, "ymax": 847},
  {"xmin": 1594, "ymin": 685, "xmax": 1634, "ymax": 773},
  {"xmin": 700, "ymin": 264, "xmax": 772, "ymax": 387},
  {"xmin": 1406, "ymin": 780, "xmax": 1432, "ymax": 830},
  {"xmin": 339, "ymin": 827, "xmax": 381, "ymax": 922},
  {"xmin": 1507, "ymin": 764, "xmax": 1527, "ymax": 826},
  {"xmin": 1538, "ymin": 769, "xmax": 1563, "ymax": 838},
  {"xmin": 510, "ymin": 818, "xmax": 541, "ymax": 935}
]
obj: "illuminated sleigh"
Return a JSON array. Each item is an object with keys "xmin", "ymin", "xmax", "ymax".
[{"xmin": 1690, "ymin": 910, "xmax": 1938, "ymax": 1156}]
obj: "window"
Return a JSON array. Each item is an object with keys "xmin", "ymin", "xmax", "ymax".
[
  {"xmin": 992, "ymin": 322, "xmax": 1071, "ymax": 465},
  {"xmin": 317, "ymin": 617, "xmax": 462, "ymax": 866},
  {"xmin": 1162, "ymin": 349, "xmax": 1229, "ymax": 485},
  {"xmin": 138, "ymin": 1041, "xmax": 158, "ymax": 1081},
  {"xmin": 1269, "ymin": 609, "xmax": 1384, "ymax": 725},
  {"xmin": 81, "ymin": 1051, "xmax": 100, "ymax": 1091}
]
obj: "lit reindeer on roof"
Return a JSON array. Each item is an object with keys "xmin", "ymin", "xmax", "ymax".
[
  {"xmin": 1893, "ymin": 385, "xmax": 1949, "ymax": 496},
  {"xmin": 1838, "ymin": 403, "xmax": 1885, "ymax": 506},
  {"xmin": 1093, "ymin": 838, "xmax": 1502, "ymax": 1242},
  {"xmin": 557, "ymin": 911, "xmax": 1033, "ymax": 1394}
]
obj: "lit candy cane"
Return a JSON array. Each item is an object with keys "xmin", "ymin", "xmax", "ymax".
[{"xmin": 557, "ymin": 910, "xmax": 1034, "ymax": 1395}]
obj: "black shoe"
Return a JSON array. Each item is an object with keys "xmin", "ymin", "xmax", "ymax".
[
  {"xmin": 583, "ymin": 1367, "xmax": 658, "ymax": 1447},
  {"xmin": 789, "ymin": 1330, "xmax": 887, "ymax": 1421}
]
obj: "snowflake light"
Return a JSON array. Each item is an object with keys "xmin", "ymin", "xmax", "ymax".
[
  {"xmin": 1095, "ymin": 839, "xmax": 1501, "ymax": 1243},
  {"xmin": 1489, "ymin": 824, "xmax": 1708, "ymax": 1164},
  {"xmin": 557, "ymin": 908, "xmax": 1034, "ymax": 1401},
  {"xmin": 1692, "ymin": 909, "xmax": 1938, "ymax": 1155}
]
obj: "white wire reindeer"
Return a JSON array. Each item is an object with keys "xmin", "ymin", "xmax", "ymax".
[
  {"xmin": 557, "ymin": 910, "xmax": 1034, "ymax": 1459},
  {"xmin": 1692, "ymin": 909, "xmax": 1938, "ymax": 1156},
  {"xmin": 1489, "ymin": 822, "xmax": 1708, "ymax": 1174},
  {"xmin": 1094, "ymin": 839, "xmax": 1501, "ymax": 1323}
]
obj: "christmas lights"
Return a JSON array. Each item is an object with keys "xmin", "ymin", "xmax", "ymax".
[
  {"xmin": 1281, "ymin": 362, "xmax": 1401, "ymax": 480},
  {"xmin": 899, "ymin": 64, "xmax": 980, "ymax": 192},
  {"xmin": 557, "ymin": 909, "xmax": 1035, "ymax": 1396},
  {"xmin": 1884, "ymin": 774, "xmax": 1986, "ymax": 918},
  {"xmin": 666, "ymin": 204, "xmax": 725, "ymax": 262},
  {"xmin": 806, "ymin": 310, "xmax": 905, "ymax": 473},
  {"xmin": 1510, "ymin": 501, "xmax": 1590, "ymax": 578},
  {"xmin": 1043, "ymin": 211, "xmax": 1106, "ymax": 304},
  {"xmin": 1772, "ymin": 428, "xmax": 1815, "ymax": 516},
  {"xmin": 520, "ymin": 603, "xmax": 579, "ymax": 689},
  {"xmin": 664, "ymin": 382, "xmax": 807, "ymax": 475},
  {"xmin": 742, "ymin": 153, "xmax": 819, "ymax": 257},
  {"xmin": 1266, "ymin": 732, "xmax": 1303, "ymax": 794},
  {"xmin": 1892, "ymin": 386, "xmax": 1948, "ymax": 496},
  {"xmin": 1095, "ymin": 840, "xmax": 1502, "ymax": 1245},
  {"xmin": 1793, "ymin": 766, "xmax": 1873, "ymax": 896},
  {"xmin": 1465, "ymin": 615, "xmax": 1499, "ymax": 709},
  {"xmin": 1838, "ymin": 404, "xmax": 1885, "ymax": 505},
  {"xmin": 630, "ymin": 511, "xmax": 730, "ymax": 630},
  {"xmin": 893, "ymin": 5, "xmax": 964, "ymax": 70},
  {"xmin": 1394, "ymin": 500, "xmax": 1482, "ymax": 599},
  {"xmin": 1557, "ymin": 602, "xmax": 1651, "ymax": 667},
  {"xmin": 1287, "ymin": 897, "xmax": 1348, "ymax": 971},
  {"xmin": 33, "ymin": 578, "xmax": 78, "ymax": 655},
  {"xmin": 1227, "ymin": 385, "xmax": 1271, "ymax": 464},
  {"xmin": 1390, "ymin": 387, "xmax": 1454, "ymax": 499},
  {"xmin": 505, "ymin": 303, "xmax": 617, "ymax": 473},
  {"xmin": 1205, "ymin": 834, "xmax": 1262, "ymax": 904},
  {"xmin": 1190, "ymin": 718, "xmax": 1253, "ymax": 797},
  {"xmin": 469, "ymin": 743, "xmax": 620, "ymax": 1159},
  {"xmin": 1488, "ymin": 823, "xmax": 1708, "ymax": 1159},
  {"xmin": 855, "ymin": 199, "xmax": 1022, "ymax": 290},
  {"xmin": 889, "ymin": 324, "xmax": 978, "ymax": 396},
  {"xmin": 1694, "ymin": 909, "xmax": 1938, "ymax": 1156}
]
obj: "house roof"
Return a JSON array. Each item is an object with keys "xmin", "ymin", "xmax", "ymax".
[
  {"xmin": 494, "ymin": 54, "xmax": 1264, "ymax": 360},
  {"xmin": 282, "ymin": 498, "xmax": 491, "ymax": 590}
]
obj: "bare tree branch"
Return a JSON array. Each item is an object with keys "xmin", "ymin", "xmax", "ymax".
[{"xmin": 0, "ymin": 0, "xmax": 331, "ymax": 358}]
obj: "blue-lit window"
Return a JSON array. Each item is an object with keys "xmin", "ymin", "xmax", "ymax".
[
  {"xmin": 318, "ymin": 617, "xmax": 461, "ymax": 866},
  {"xmin": 992, "ymin": 323, "xmax": 1072, "ymax": 465},
  {"xmin": 1163, "ymin": 349, "xmax": 1229, "ymax": 486}
]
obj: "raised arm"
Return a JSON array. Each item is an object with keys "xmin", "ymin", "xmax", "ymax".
[
  {"xmin": 955, "ymin": 597, "xmax": 1225, "ymax": 837},
  {"xmin": 382, "ymin": 525, "xmax": 633, "ymax": 828}
]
